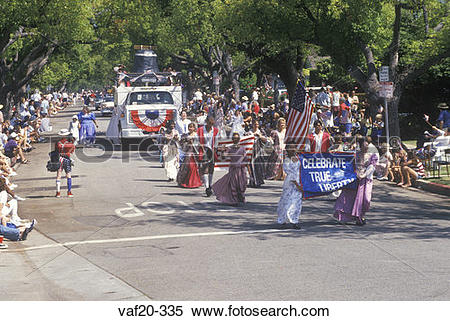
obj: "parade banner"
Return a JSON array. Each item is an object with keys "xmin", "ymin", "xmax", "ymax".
[{"xmin": 299, "ymin": 152, "xmax": 357, "ymax": 199}]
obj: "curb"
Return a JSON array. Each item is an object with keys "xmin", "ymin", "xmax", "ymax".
[{"xmin": 416, "ymin": 179, "xmax": 450, "ymax": 197}]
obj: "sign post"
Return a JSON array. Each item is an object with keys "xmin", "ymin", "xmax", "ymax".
[{"xmin": 379, "ymin": 66, "xmax": 391, "ymax": 149}]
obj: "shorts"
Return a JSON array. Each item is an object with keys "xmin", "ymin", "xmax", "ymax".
[
  {"xmin": 59, "ymin": 157, "xmax": 72, "ymax": 173},
  {"xmin": 199, "ymin": 147, "xmax": 215, "ymax": 175}
]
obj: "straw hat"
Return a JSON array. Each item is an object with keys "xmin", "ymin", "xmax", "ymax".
[
  {"xmin": 242, "ymin": 96, "xmax": 249, "ymax": 101},
  {"xmin": 58, "ymin": 129, "xmax": 71, "ymax": 136},
  {"xmin": 437, "ymin": 102, "xmax": 448, "ymax": 109}
]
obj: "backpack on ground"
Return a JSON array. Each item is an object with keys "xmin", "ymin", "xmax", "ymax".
[{"xmin": 46, "ymin": 150, "xmax": 60, "ymax": 172}]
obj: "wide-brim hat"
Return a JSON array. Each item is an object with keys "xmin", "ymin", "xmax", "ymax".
[
  {"xmin": 0, "ymin": 104, "xmax": 3, "ymax": 110},
  {"xmin": 58, "ymin": 129, "xmax": 71, "ymax": 136},
  {"xmin": 242, "ymin": 96, "xmax": 249, "ymax": 101},
  {"xmin": 72, "ymin": 114, "xmax": 78, "ymax": 119},
  {"xmin": 437, "ymin": 102, "xmax": 448, "ymax": 109}
]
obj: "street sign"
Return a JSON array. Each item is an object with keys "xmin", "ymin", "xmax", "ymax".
[
  {"xmin": 379, "ymin": 66, "xmax": 389, "ymax": 82},
  {"xmin": 379, "ymin": 81, "xmax": 393, "ymax": 98}
]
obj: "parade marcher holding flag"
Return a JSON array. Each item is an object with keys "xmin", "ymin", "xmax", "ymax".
[{"xmin": 212, "ymin": 132, "xmax": 247, "ymax": 206}]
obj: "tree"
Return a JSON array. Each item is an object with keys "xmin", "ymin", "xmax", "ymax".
[
  {"xmin": 0, "ymin": 0, "xmax": 96, "ymax": 112},
  {"xmin": 299, "ymin": 0, "xmax": 450, "ymax": 137},
  {"xmin": 216, "ymin": 0, "xmax": 315, "ymax": 99}
]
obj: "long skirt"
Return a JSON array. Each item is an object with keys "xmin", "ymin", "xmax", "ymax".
[
  {"xmin": 265, "ymin": 150, "xmax": 284, "ymax": 180},
  {"xmin": 277, "ymin": 182, "xmax": 303, "ymax": 224},
  {"xmin": 177, "ymin": 154, "xmax": 202, "ymax": 188},
  {"xmin": 248, "ymin": 156, "xmax": 265, "ymax": 187},
  {"xmin": 80, "ymin": 122, "xmax": 96, "ymax": 144},
  {"xmin": 163, "ymin": 145, "xmax": 179, "ymax": 180},
  {"xmin": 334, "ymin": 178, "xmax": 373, "ymax": 223},
  {"xmin": 212, "ymin": 166, "xmax": 247, "ymax": 205}
]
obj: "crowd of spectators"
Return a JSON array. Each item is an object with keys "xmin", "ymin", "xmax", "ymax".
[
  {"xmin": 0, "ymin": 90, "xmax": 73, "ymax": 247},
  {"xmin": 173, "ymin": 84, "xmax": 448, "ymax": 189}
]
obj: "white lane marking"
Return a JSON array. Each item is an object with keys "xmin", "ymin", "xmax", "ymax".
[
  {"xmin": 140, "ymin": 201, "xmax": 175, "ymax": 214},
  {"xmin": 115, "ymin": 203, "xmax": 145, "ymax": 218},
  {"xmin": 4, "ymin": 229, "xmax": 289, "ymax": 253}
]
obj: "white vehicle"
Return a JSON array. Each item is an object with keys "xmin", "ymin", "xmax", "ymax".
[
  {"xmin": 106, "ymin": 47, "xmax": 183, "ymax": 144},
  {"xmin": 106, "ymin": 84, "xmax": 182, "ymax": 144},
  {"xmin": 100, "ymin": 96, "xmax": 115, "ymax": 115}
]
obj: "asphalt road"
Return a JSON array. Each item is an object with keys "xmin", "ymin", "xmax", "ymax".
[{"xmin": 1, "ymin": 102, "xmax": 449, "ymax": 300}]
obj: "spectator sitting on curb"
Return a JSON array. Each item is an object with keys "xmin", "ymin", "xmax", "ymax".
[{"xmin": 399, "ymin": 151, "xmax": 426, "ymax": 188}]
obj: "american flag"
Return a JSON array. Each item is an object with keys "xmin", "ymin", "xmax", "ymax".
[
  {"xmin": 215, "ymin": 135, "xmax": 255, "ymax": 170},
  {"xmin": 285, "ymin": 80, "xmax": 314, "ymax": 150}
]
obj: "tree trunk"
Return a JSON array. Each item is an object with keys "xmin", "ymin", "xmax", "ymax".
[
  {"xmin": 389, "ymin": 86, "xmax": 402, "ymax": 139},
  {"xmin": 231, "ymin": 74, "xmax": 240, "ymax": 101}
]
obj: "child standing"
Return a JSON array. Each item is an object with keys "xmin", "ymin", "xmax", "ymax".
[{"xmin": 69, "ymin": 115, "xmax": 80, "ymax": 145}]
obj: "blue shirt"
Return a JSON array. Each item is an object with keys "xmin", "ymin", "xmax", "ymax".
[{"xmin": 437, "ymin": 110, "xmax": 450, "ymax": 128}]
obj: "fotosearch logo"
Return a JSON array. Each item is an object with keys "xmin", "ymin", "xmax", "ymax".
[{"xmin": 46, "ymin": 135, "xmax": 402, "ymax": 165}]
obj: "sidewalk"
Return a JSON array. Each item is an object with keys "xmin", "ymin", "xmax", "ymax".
[{"xmin": 1, "ymin": 103, "xmax": 149, "ymax": 300}]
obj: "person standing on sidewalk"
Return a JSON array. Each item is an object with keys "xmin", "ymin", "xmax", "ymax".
[{"xmin": 55, "ymin": 129, "xmax": 76, "ymax": 198}]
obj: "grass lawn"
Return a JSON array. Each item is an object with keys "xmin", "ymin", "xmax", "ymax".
[
  {"xmin": 402, "ymin": 140, "xmax": 417, "ymax": 149},
  {"xmin": 424, "ymin": 166, "xmax": 450, "ymax": 186}
]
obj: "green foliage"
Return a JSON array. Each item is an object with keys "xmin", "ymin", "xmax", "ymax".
[{"xmin": 309, "ymin": 58, "xmax": 355, "ymax": 90}]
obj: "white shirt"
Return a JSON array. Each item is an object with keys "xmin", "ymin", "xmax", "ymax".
[
  {"xmin": 203, "ymin": 127, "xmax": 215, "ymax": 150},
  {"xmin": 312, "ymin": 131, "xmax": 323, "ymax": 153},
  {"xmin": 252, "ymin": 91, "xmax": 259, "ymax": 101},
  {"xmin": 197, "ymin": 115, "xmax": 206, "ymax": 126},
  {"xmin": 176, "ymin": 119, "xmax": 191, "ymax": 135},
  {"xmin": 332, "ymin": 92, "xmax": 340, "ymax": 107},
  {"xmin": 194, "ymin": 91, "xmax": 203, "ymax": 101}
]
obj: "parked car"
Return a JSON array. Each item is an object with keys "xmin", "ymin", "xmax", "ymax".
[
  {"xmin": 94, "ymin": 96, "xmax": 104, "ymax": 110},
  {"xmin": 100, "ymin": 96, "xmax": 115, "ymax": 115}
]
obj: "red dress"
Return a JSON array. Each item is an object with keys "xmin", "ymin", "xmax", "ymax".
[{"xmin": 177, "ymin": 135, "xmax": 202, "ymax": 188}]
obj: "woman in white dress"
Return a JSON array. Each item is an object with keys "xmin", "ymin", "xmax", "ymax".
[
  {"xmin": 162, "ymin": 121, "xmax": 180, "ymax": 181},
  {"xmin": 277, "ymin": 141, "xmax": 303, "ymax": 229}
]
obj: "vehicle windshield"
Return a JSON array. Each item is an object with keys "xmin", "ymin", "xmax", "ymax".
[{"xmin": 128, "ymin": 91, "xmax": 173, "ymax": 105}]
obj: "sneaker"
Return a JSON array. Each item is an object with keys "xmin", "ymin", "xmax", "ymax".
[
  {"xmin": 20, "ymin": 219, "xmax": 36, "ymax": 241},
  {"xmin": 0, "ymin": 243, "xmax": 8, "ymax": 249},
  {"xmin": 205, "ymin": 187, "xmax": 212, "ymax": 197},
  {"xmin": 55, "ymin": 192, "xmax": 61, "ymax": 198},
  {"xmin": 14, "ymin": 195, "xmax": 26, "ymax": 201},
  {"xmin": 9, "ymin": 172, "xmax": 17, "ymax": 177},
  {"xmin": 67, "ymin": 191, "xmax": 73, "ymax": 198},
  {"xmin": 10, "ymin": 183, "xmax": 18, "ymax": 189}
]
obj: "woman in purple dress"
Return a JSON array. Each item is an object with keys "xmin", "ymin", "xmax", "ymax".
[
  {"xmin": 334, "ymin": 152, "xmax": 378, "ymax": 225},
  {"xmin": 212, "ymin": 132, "xmax": 247, "ymax": 206}
]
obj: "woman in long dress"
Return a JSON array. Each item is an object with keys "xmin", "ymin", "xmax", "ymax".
[
  {"xmin": 334, "ymin": 152, "xmax": 378, "ymax": 226},
  {"xmin": 248, "ymin": 121, "xmax": 267, "ymax": 187},
  {"xmin": 265, "ymin": 118, "xmax": 286, "ymax": 180},
  {"xmin": 162, "ymin": 121, "xmax": 180, "ymax": 181},
  {"xmin": 277, "ymin": 141, "xmax": 303, "ymax": 229},
  {"xmin": 212, "ymin": 132, "xmax": 247, "ymax": 206},
  {"xmin": 78, "ymin": 106, "xmax": 98, "ymax": 145},
  {"xmin": 177, "ymin": 123, "xmax": 202, "ymax": 188}
]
